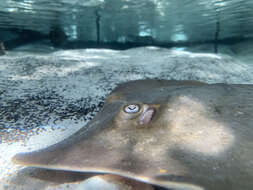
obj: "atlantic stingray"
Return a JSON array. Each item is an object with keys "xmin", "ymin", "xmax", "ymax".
[{"xmin": 12, "ymin": 79, "xmax": 253, "ymax": 190}]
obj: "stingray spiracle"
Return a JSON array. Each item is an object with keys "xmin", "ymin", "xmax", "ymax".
[{"xmin": 139, "ymin": 105, "xmax": 155, "ymax": 125}]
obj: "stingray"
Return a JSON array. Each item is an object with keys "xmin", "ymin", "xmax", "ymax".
[{"xmin": 12, "ymin": 79, "xmax": 253, "ymax": 190}]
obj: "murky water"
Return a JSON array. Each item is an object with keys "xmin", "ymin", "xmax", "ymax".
[{"xmin": 0, "ymin": 0, "xmax": 253, "ymax": 43}]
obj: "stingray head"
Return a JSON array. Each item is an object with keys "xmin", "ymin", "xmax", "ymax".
[{"xmin": 14, "ymin": 80, "xmax": 234, "ymax": 190}]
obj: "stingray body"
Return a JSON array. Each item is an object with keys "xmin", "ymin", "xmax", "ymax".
[{"xmin": 13, "ymin": 79, "xmax": 253, "ymax": 190}]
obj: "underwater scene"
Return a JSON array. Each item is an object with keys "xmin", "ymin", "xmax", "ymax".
[{"xmin": 0, "ymin": 0, "xmax": 253, "ymax": 190}]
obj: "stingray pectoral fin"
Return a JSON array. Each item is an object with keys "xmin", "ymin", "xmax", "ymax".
[{"xmin": 155, "ymin": 180, "xmax": 204, "ymax": 190}]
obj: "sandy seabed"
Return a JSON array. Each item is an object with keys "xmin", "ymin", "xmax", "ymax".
[{"xmin": 0, "ymin": 44, "xmax": 253, "ymax": 189}]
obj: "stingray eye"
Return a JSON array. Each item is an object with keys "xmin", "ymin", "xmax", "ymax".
[{"xmin": 124, "ymin": 104, "xmax": 140, "ymax": 113}]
